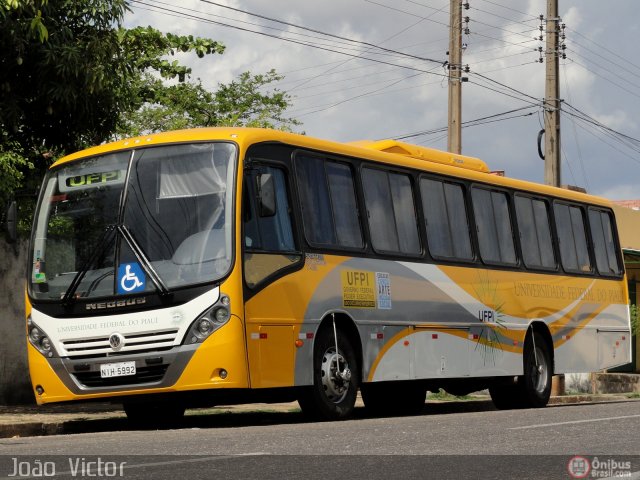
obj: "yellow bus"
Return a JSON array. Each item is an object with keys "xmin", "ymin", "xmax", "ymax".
[{"xmin": 22, "ymin": 128, "xmax": 631, "ymax": 422}]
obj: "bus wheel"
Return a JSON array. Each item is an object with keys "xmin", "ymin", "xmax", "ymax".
[
  {"xmin": 519, "ymin": 331, "xmax": 552, "ymax": 408},
  {"xmin": 362, "ymin": 381, "xmax": 426, "ymax": 417},
  {"xmin": 298, "ymin": 327, "xmax": 359, "ymax": 420},
  {"xmin": 489, "ymin": 331, "xmax": 552, "ymax": 410},
  {"xmin": 123, "ymin": 401, "xmax": 186, "ymax": 427}
]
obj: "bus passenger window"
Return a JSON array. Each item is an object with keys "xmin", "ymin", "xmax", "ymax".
[
  {"xmin": 420, "ymin": 178, "xmax": 473, "ymax": 260},
  {"xmin": 362, "ymin": 168, "xmax": 420, "ymax": 255},
  {"xmin": 554, "ymin": 203, "xmax": 592, "ymax": 273},
  {"xmin": 514, "ymin": 195, "xmax": 556, "ymax": 269},
  {"xmin": 471, "ymin": 188, "xmax": 517, "ymax": 266},
  {"xmin": 295, "ymin": 154, "xmax": 363, "ymax": 249},
  {"xmin": 588, "ymin": 208, "xmax": 621, "ymax": 276}
]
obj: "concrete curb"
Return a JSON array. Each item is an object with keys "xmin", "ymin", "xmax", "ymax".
[{"xmin": 0, "ymin": 394, "xmax": 637, "ymax": 439}]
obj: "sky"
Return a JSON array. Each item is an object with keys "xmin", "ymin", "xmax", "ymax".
[{"xmin": 124, "ymin": 0, "xmax": 640, "ymax": 200}]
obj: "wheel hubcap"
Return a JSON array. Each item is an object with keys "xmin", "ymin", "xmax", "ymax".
[
  {"xmin": 320, "ymin": 347, "xmax": 351, "ymax": 403},
  {"xmin": 532, "ymin": 347, "xmax": 549, "ymax": 393}
]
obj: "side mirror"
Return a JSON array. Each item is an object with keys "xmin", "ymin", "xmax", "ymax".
[
  {"xmin": 5, "ymin": 200, "xmax": 17, "ymax": 244},
  {"xmin": 256, "ymin": 173, "xmax": 276, "ymax": 217}
]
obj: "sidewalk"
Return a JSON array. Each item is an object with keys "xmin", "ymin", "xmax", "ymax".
[{"xmin": 0, "ymin": 393, "xmax": 637, "ymax": 439}]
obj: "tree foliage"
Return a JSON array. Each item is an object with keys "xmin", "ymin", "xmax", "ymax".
[
  {"xmin": 118, "ymin": 69, "xmax": 300, "ymax": 137},
  {"xmin": 0, "ymin": 0, "xmax": 299, "ymax": 214}
]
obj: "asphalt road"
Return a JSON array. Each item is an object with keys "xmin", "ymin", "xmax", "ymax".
[{"xmin": 0, "ymin": 401, "xmax": 638, "ymax": 479}]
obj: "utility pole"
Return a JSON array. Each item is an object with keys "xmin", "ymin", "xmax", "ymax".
[
  {"xmin": 544, "ymin": 0, "xmax": 561, "ymax": 187},
  {"xmin": 447, "ymin": 0, "xmax": 462, "ymax": 154}
]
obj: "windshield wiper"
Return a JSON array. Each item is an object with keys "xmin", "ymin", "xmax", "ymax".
[
  {"xmin": 118, "ymin": 224, "xmax": 170, "ymax": 296},
  {"xmin": 62, "ymin": 224, "xmax": 117, "ymax": 306}
]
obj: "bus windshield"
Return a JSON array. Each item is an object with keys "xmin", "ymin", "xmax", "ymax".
[{"xmin": 30, "ymin": 142, "xmax": 237, "ymax": 300}]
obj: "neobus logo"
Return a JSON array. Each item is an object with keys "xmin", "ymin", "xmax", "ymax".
[{"xmin": 85, "ymin": 298, "xmax": 146, "ymax": 311}]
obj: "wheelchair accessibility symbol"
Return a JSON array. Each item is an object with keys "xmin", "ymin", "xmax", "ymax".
[{"xmin": 117, "ymin": 262, "xmax": 146, "ymax": 294}]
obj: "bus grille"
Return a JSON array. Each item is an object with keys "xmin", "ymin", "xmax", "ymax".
[
  {"xmin": 71, "ymin": 364, "xmax": 169, "ymax": 388},
  {"xmin": 61, "ymin": 329, "xmax": 180, "ymax": 357}
]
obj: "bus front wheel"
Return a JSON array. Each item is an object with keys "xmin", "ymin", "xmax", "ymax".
[{"xmin": 298, "ymin": 326, "xmax": 359, "ymax": 420}]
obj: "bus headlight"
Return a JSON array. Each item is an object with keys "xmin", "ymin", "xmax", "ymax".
[
  {"xmin": 27, "ymin": 317, "xmax": 57, "ymax": 358},
  {"xmin": 197, "ymin": 318, "xmax": 213, "ymax": 336},
  {"xmin": 185, "ymin": 295, "xmax": 231, "ymax": 344},
  {"xmin": 214, "ymin": 307, "xmax": 230, "ymax": 323}
]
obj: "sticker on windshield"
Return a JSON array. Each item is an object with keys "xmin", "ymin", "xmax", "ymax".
[
  {"xmin": 58, "ymin": 169, "xmax": 126, "ymax": 193},
  {"xmin": 117, "ymin": 262, "xmax": 146, "ymax": 294},
  {"xmin": 32, "ymin": 257, "xmax": 46, "ymax": 283}
]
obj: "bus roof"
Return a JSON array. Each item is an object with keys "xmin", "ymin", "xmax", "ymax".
[{"xmin": 52, "ymin": 127, "xmax": 612, "ymax": 208}]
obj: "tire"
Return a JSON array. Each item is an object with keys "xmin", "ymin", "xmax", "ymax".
[
  {"xmin": 123, "ymin": 400, "xmax": 186, "ymax": 427},
  {"xmin": 298, "ymin": 326, "xmax": 359, "ymax": 420},
  {"xmin": 489, "ymin": 331, "xmax": 552, "ymax": 410},
  {"xmin": 362, "ymin": 381, "xmax": 426, "ymax": 417},
  {"xmin": 519, "ymin": 331, "xmax": 552, "ymax": 408}
]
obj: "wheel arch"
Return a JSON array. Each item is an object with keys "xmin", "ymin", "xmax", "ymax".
[
  {"xmin": 317, "ymin": 311, "xmax": 363, "ymax": 385},
  {"xmin": 526, "ymin": 320, "xmax": 555, "ymax": 375}
]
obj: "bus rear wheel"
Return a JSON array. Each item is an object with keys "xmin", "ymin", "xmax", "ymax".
[
  {"xmin": 489, "ymin": 331, "xmax": 552, "ymax": 409},
  {"xmin": 519, "ymin": 331, "xmax": 552, "ymax": 408},
  {"xmin": 298, "ymin": 326, "xmax": 359, "ymax": 420}
]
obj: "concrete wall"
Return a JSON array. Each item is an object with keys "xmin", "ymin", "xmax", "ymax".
[{"xmin": 0, "ymin": 239, "xmax": 34, "ymax": 404}]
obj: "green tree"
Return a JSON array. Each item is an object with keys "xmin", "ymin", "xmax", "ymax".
[
  {"xmin": 118, "ymin": 69, "xmax": 300, "ymax": 137},
  {"xmin": 1, "ymin": 0, "xmax": 299, "ymax": 218}
]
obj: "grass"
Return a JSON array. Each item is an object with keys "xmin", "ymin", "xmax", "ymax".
[
  {"xmin": 625, "ymin": 392, "xmax": 640, "ymax": 399},
  {"xmin": 428, "ymin": 389, "xmax": 473, "ymax": 401}
]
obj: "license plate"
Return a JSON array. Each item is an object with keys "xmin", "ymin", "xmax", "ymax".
[{"xmin": 100, "ymin": 361, "xmax": 136, "ymax": 378}]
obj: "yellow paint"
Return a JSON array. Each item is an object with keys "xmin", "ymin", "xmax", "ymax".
[
  {"xmin": 244, "ymin": 255, "xmax": 348, "ymax": 388},
  {"xmin": 246, "ymin": 326, "xmax": 295, "ymax": 388},
  {"xmin": 28, "ymin": 343, "xmax": 75, "ymax": 405},
  {"xmin": 174, "ymin": 316, "xmax": 249, "ymax": 390}
]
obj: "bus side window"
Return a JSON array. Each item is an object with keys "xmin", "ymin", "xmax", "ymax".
[
  {"xmin": 243, "ymin": 165, "xmax": 300, "ymax": 288},
  {"xmin": 554, "ymin": 203, "xmax": 592, "ymax": 274},
  {"xmin": 514, "ymin": 195, "xmax": 556, "ymax": 270},
  {"xmin": 588, "ymin": 208, "xmax": 621, "ymax": 276},
  {"xmin": 420, "ymin": 177, "xmax": 473, "ymax": 261},
  {"xmin": 362, "ymin": 167, "xmax": 420, "ymax": 255},
  {"xmin": 471, "ymin": 187, "xmax": 517, "ymax": 266}
]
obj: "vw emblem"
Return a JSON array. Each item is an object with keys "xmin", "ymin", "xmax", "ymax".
[{"xmin": 109, "ymin": 333, "xmax": 125, "ymax": 351}]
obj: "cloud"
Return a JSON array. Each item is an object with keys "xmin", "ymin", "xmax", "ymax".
[{"xmin": 124, "ymin": 0, "xmax": 640, "ymax": 199}]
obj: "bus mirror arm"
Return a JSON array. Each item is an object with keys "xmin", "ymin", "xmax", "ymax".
[
  {"xmin": 256, "ymin": 173, "xmax": 276, "ymax": 217},
  {"xmin": 4, "ymin": 200, "xmax": 17, "ymax": 244}
]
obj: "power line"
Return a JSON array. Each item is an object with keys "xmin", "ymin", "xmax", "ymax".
[
  {"xmin": 388, "ymin": 105, "xmax": 539, "ymax": 140},
  {"xmin": 287, "ymin": 0, "xmax": 450, "ymax": 92},
  {"xmin": 129, "ymin": 0, "xmax": 450, "ymax": 78},
  {"xmin": 198, "ymin": 0, "xmax": 444, "ymax": 65},
  {"xmin": 561, "ymin": 62, "xmax": 589, "ymax": 190},
  {"xmin": 566, "ymin": 27, "xmax": 640, "ymax": 77},
  {"xmin": 473, "ymin": 0, "xmax": 539, "ymax": 21},
  {"xmin": 567, "ymin": 54, "xmax": 640, "ymax": 101}
]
